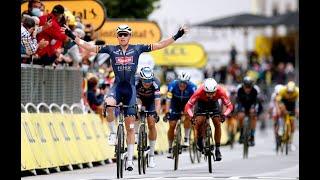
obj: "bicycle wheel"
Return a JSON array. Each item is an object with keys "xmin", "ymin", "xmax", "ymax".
[
  {"xmin": 206, "ymin": 125, "xmax": 213, "ymax": 173},
  {"xmin": 189, "ymin": 127, "xmax": 196, "ymax": 164},
  {"xmin": 173, "ymin": 124, "xmax": 181, "ymax": 170},
  {"xmin": 138, "ymin": 125, "xmax": 144, "ymax": 175},
  {"xmin": 142, "ymin": 127, "xmax": 147, "ymax": 174},
  {"xmin": 243, "ymin": 117, "xmax": 249, "ymax": 159},
  {"xmin": 116, "ymin": 125, "xmax": 124, "ymax": 179}
]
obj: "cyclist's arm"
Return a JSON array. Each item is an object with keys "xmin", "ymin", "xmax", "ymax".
[
  {"xmin": 219, "ymin": 88, "xmax": 233, "ymax": 116},
  {"xmin": 151, "ymin": 25, "xmax": 187, "ymax": 51},
  {"xmin": 155, "ymin": 98, "xmax": 161, "ymax": 115},
  {"xmin": 74, "ymin": 37, "xmax": 100, "ymax": 53},
  {"xmin": 184, "ymin": 86, "xmax": 202, "ymax": 117}
]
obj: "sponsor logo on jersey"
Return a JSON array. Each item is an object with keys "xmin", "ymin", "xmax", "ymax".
[{"xmin": 115, "ymin": 56, "xmax": 134, "ymax": 65}]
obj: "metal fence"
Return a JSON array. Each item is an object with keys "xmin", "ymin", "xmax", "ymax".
[{"xmin": 21, "ymin": 64, "xmax": 82, "ymax": 106}]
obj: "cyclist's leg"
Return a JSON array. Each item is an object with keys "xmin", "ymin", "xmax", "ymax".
[
  {"xmin": 236, "ymin": 104, "xmax": 245, "ymax": 143},
  {"xmin": 104, "ymin": 84, "xmax": 118, "ymax": 135},
  {"xmin": 121, "ymin": 83, "xmax": 137, "ymax": 169},
  {"xmin": 210, "ymin": 101, "xmax": 222, "ymax": 150},
  {"xmin": 249, "ymin": 108, "xmax": 258, "ymax": 145},
  {"xmin": 183, "ymin": 114, "xmax": 192, "ymax": 146},
  {"xmin": 194, "ymin": 115, "xmax": 206, "ymax": 150},
  {"xmin": 145, "ymin": 101, "xmax": 157, "ymax": 157}
]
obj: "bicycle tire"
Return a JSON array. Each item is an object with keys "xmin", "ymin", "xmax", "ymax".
[
  {"xmin": 189, "ymin": 127, "xmax": 195, "ymax": 164},
  {"xmin": 138, "ymin": 125, "xmax": 144, "ymax": 175},
  {"xmin": 243, "ymin": 117, "xmax": 249, "ymax": 159},
  {"xmin": 174, "ymin": 124, "xmax": 181, "ymax": 170},
  {"xmin": 116, "ymin": 125, "xmax": 124, "ymax": 179},
  {"xmin": 206, "ymin": 125, "xmax": 213, "ymax": 173},
  {"xmin": 142, "ymin": 127, "xmax": 147, "ymax": 174}
]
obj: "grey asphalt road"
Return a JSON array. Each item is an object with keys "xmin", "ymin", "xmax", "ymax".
[{"xmin": 22, "ymin": 127, "xmax": 299, "ymax": 180}]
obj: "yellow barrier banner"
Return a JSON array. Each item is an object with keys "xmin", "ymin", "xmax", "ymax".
[
  {"xmin": 70, "ymin": 114, "xmax": 103, "ymax": 162},
  {"xmin": 21, "ymin": 114, "xmax": 38, "ymax": 171},
  {"xmin": 86, "ymin": 114, "xmax": 114, "ymax": 160},
  {"xmin": 149, "ymin": 43, "xmax": 207, "ymax": 68},
  {"xmin": 23, "ymin": 113, "xmax": 56, "ymax": 169},
  {"xmin": 21, "ymin": 0, "xmax": 106, "ymax": 31},
  {"xmin": 97, "ymin": 20, "xmax": 161, "ymax": 45},
  {"xmin": 33, "ymin": 113, "xmax": 65, "ymax": 167},
  {"xmin": 47, "ymin": 114, "xmax": 78, "ymax": 166}
]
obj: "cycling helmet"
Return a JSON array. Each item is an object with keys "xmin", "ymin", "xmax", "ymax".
[
  {"xmin": 274, "ymin": 84, "xmax": 284, "ymax": 94},
  {"xmin": 116, "ymin": 24, "xmax": 132, "ymax": 34},
  {"xmin": 139, "ymin": 66, "xmax": 154, "ymax": 83},
  {"xmin": 286, "ymin": 81, "xmax": 296, "ymax": 92},
  {"xmin": 243, "ymin": 76, "xmax": 254, "ymax": 87},
  {"xmin": 203, "ymin": 78, "xmax": 218, "ymax": 93},
  {"xmin": 178, "ymin": 72, "xmax": 190, "ymax": 82}
]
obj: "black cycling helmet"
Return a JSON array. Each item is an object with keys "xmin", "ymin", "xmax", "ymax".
[{"xmin": 243, "ymin": 76, "xmax": 254, "ymax": 87}]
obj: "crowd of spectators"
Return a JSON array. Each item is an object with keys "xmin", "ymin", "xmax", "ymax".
[{"xmin": 21, "ymin": 0, "xmax": 115, "ymax": 121}]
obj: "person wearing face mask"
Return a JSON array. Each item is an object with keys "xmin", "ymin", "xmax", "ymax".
[
  {"xmin": 22, "ymin": 0, "xmax": 42, "ymax": 17},
  {"xmin": 35, "ymin": 4, "xmax": 71, "ymax": 66},
  {"xmin": 21, "ymin": 16, "xmax": 48, "ymax": 63}
]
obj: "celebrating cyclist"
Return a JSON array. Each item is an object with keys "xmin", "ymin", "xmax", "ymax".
[
  {"xmin": 184, "ymin": 78, "xmax": 233, "ymax": 161},
  {"xmin": 275, "ymin": 81, "xmax": 299, "ymax": 151},
  {"xmin": 135, "ymin": 66, "xmax": 161, "ymax": 168},
  {"xmin": 65, "ymin": 24, "xmax": 188, "ymax": 171},
  {"xmin": 235, "ymin": 76, "xmax": 260, "ymax": 146},
  {"xmin": 164, "ymin": 72, "xmax": 197, "ymax": 159}
]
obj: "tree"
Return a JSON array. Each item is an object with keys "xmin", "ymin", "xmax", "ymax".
[{"xmin": 100, "ymin": 0, "xmax": 160, "ymax": 19}]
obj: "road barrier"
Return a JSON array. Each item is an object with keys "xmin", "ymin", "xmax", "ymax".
[{"xmin": 21, "ymin": 103, "xmax": 230, "ymax": 175}]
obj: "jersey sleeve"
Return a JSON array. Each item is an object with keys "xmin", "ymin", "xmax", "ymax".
[
  {"xmin": 166, "ymin": 81, "xmax": 175, "ymax": 101},
  {"xmin": 184, "ymin": 86, "xmax": 202, "ymax": 117},
  {"xmin": 218, "ymin": 87, "xmax": 233, "ymax": 116},
  {"xmin": 136, "ymin": 44, "xmax": 152, "ymax": 53},
  {"xmin": 153, "ymin": 78, "xmax": 161, "ymax": 99},
  {"xmin": 98, "ymin": 45, "xmax": 113, "ymax": 54}
]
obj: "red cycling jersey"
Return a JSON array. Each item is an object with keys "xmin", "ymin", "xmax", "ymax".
[{"xmin": 184, "ymin": 84, "xmax": 233, "ymax": 117}]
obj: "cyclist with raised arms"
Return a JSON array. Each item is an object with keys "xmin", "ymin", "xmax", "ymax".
[
  {"xmin": 164, "ymin": 72, "xmax": 197, "ymax": 159},
  {"xmin": 135, "ymin": 66, "xmax": 161, "ymax": 168},
  {"xmin": 184, "ymin": 78, "xmax": 233, "ymax": 161},
  {"xmin": 65, "ymin": 24, "xmax": 187, "ymax": 171}
]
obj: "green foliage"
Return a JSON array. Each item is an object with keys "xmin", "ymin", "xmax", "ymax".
[{"xmin": 100, "ymin": 0, "xmax": 160, "ymax": 19}]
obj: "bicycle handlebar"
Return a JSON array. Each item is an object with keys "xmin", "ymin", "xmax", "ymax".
[{"xmin": 104, "ymin": 103, "xmax": 136, "ymax": 108}]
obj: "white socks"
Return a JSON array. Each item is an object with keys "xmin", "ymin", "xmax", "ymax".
[
  {"xmin": 185, "ymin": 128, "xmax": 191, "ymax": 140},
  {"xmin": 149, "ymin": 140, "xmax": 156, "ymax": 156},
  {"xmin": 108, "ymin": 121, "xmax": 116, "ymax": 134},
  {"xmin": 168, "ymin": 140, "xmax": 173, "ymax": 149},
  {"xmin": 127, "ymin": 144, "xmax": 134, "ymax": 161}
]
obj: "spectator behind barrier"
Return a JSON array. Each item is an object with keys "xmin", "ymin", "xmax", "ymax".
[
  {"xmin": 22, "ymin": 0, "xmax": 43, "ymax": 17},
  {"xmin": 87, "ymin": 76, "xmax": 107, "ymax": 123},
  {"xmin": 35, "ymin": 4, "xmax": 70, "ymax": 66},
  {"xmin": 21, "ymin": 16, "xmax": 48, "ymax": 64}
]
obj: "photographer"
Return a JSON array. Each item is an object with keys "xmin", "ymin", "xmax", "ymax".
[{"xmin": 87, "ymin": 76, "xmax": 108, "ymax": 123}]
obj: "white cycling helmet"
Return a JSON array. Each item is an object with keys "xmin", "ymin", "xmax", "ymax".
[
  {"xmin": 274, "ymin": 84, "xmax": 284, "ymax": 94},
  {"xmin": 204, "ymin": 78, "xmax": 218, "ymax": 93},
  {"xmin": 286, "ymin": 81, "xmax": 296, "ymax": 92},
  {"xmin": 139, "ymin": 66, "xmax": 154, "ymax": 82},
  {"xmin": 178, "ymin": 72, "xmax": 190, "ymax": 82},
  {"xmin": 116, "ymin": 24, "xmax": 132, "ymax": 34}
]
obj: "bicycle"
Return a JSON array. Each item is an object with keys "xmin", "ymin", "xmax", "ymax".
[
  {"xmin": 104, "ymin": 103, "xmax": 136, "ymax": 179},
  {"xmin": 136, "ymin": 107, "xmax": 156, "ymax": 175},
  {"xmin": 189, "ymin": 125, "xmax": 201, "ymax": 164},
  {"xmin": 163, "ymin": 112, "xmax": 185, "ymax": 171},
  {"xmin": 276, "ymin": 113, "xmax": 292, "ymax": 155},
  {"xmin": 242, "ymin": 114, "xmax": 250, "ymax": 159},
  {"xmin": 194, "ymin": 112, "xmax": 217, "ymax": 173}
]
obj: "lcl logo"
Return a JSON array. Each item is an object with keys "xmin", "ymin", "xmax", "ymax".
[{"xmin": 164, "ymin": 47, "xmax": 186, "ymax": 56}]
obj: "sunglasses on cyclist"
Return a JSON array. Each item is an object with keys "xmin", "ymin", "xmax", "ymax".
[
  {"xmin": 142, "ymin": 78, "xmax": 153, "ymax": 83},
  {"xmin": 118, "ymin": 33, "xmax": 129, "ymax": 37}
]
